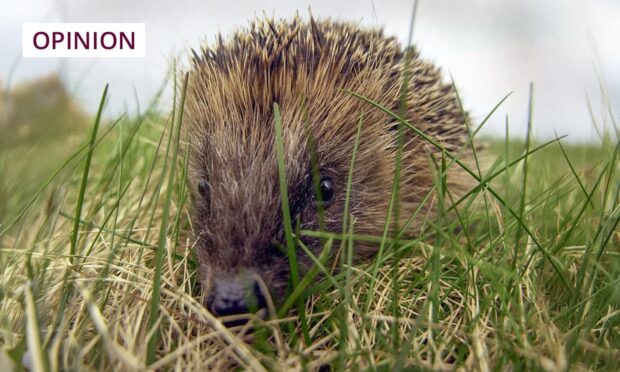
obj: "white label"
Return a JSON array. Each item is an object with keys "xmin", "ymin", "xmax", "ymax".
[{"xmin": 22, "ymin": 23, "xmax": 145, "ymax": 58}]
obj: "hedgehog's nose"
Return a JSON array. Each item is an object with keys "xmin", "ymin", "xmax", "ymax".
[{"xmin": 207, "ymin": 276, "xmax": 267, "ymax": 324}]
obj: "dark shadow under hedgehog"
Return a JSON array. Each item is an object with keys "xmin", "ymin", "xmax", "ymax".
[{"xmin": 184, "ymin": 16, "xmax": 472, "ymax": 321}]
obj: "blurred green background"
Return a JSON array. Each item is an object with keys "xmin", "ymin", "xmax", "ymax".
[{"xmin": 0, "ymin": 75, "xmax": 88, "ymax": 219}]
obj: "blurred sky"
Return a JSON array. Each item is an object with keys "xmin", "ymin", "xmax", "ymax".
[{"xmin": 1, "ymin": 0, "xmax": 619, "ymax": 142}]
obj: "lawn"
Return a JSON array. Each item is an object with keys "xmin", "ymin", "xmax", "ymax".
[{"xmin": 0, "ymin": 76, "xmax": 618, "ymax": 371}]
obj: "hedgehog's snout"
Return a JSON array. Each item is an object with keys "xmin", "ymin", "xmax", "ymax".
[{"xmin": 207, "ymin": 274, "xmax": 267, "ymax": 325}]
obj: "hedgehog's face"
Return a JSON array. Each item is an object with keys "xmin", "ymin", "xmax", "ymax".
[
  {"xmin": 189, "ymin": 126, "xmax": 353, "ymax": 321},
  {"xmin": 185, "ymin": 71, "xmax": 404, "ymax": 322}
]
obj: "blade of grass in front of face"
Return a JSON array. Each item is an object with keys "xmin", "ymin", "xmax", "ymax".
[
  {"xmin": 273, "ymin": 102, "xmax": 310, "ymax": 346},
  {"xmin": 146, "ymin": 73, "xmax": 188, "ymax": 365},
  {"xmin": 295, "ymin": 239, "xmax": 345, "ymax": 294},
  {"xmin": 303, "ymin": 99, "xmax": 329, "ymax": 233},
  {"xmin": 278, "ymin": 238, "xmax": 334, "ymax": 317},
  {"xmin": 275, "ymin": 103, "xmax": 326, "ymax": 353},
  {"xmin": 341, "ymin": 117, "xmax": 363, "ymax": 267}
]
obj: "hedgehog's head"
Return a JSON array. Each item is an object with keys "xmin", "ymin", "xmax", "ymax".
[
  {"xmin": 187, "ymin": 117, "xmax": 346, "ymax": 319},
  {"xmin": 185, "ymin": 95, "xmax": 394, "ymax": 320},
  {"xmin": 184, "ymin": 17, "xmax": 464, "ymax": 321}
]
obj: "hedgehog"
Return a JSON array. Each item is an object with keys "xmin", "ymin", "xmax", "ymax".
[{"xmin": 185, "ymin": 16, "xmax": 471, "ymax": 321}]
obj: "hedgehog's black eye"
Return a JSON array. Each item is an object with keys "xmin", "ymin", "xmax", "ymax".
[
  {"xmin": 313, "ymin": 176, "xmax": 335, "ymax": 205},
  {"xmin": 197, "ymin": 179, "xmax": 209, "ymax": 198}
]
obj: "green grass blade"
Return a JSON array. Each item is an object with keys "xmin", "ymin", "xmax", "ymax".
[
  {"xmin": 146, "ymin": 73, "xmax": 189, "ymax": 365},
  {"xmin": 273, "ymin": 102, "xmax": 310, "ymax": 344}
]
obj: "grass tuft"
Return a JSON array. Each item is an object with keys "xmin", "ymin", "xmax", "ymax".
[{"xmin": 0, "ymin": 72, "xmax": 618, "ymax": 370}]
